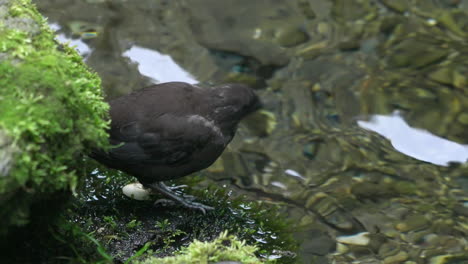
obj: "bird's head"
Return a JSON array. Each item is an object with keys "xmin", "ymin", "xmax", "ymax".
[{"xmin": 210, "ymin": 84, "xmax": 261, "ymax": 124}]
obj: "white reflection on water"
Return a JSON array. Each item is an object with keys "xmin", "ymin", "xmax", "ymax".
[
  {"xmin": 122, "ymin": 45, "xmax": 197, "ymax": 84},
  {"xmin": 49, "ymin": 23, "xmax": 91, "ymax": 57},
  {"xmin": 284, "ymin": 169, "xmax": 306, "ymax": 181},
  {"xmin": 49, "ymin": 23, "xmax": 195, "ymax": 84},
  {"xmin": 357, "ymin": 111, "xmax": 468, "ymax": 166}
]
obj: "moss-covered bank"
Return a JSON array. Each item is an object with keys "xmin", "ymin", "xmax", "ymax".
[{"xmin": 0, "ymin": 0, "xmax": 109, "ymax": 236}]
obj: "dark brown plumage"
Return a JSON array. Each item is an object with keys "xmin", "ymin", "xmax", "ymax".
[{"xmin": 91, "ymin": 82, "xmax": 260, "ymax": 212}]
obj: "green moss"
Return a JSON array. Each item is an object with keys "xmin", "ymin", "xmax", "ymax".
[
  {"xmin": 0, "ymin": 0, "xmax": 109, "ymax": 235},
  {"xmin": 136, "ymin": 231, "xmax": 263, "ymax": 264}
]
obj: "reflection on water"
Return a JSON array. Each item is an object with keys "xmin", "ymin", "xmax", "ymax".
[
  {"xmin": 284, "ymin": 169, "xmax": 306, "ymax": 181},
  {"xmin": 358, "ymin": 111, "xmax": 468, "ymax": 166},
  {"xmin": 122, "ymin": 45, "xmax": 197, "ymax": 84},
  {"xmin": 35, "ymin": 0, "xmax": 468, "ymax": 263},
  {"xmin": 49, "ymin": 23, "xmax": 91, "ymax": 57}
]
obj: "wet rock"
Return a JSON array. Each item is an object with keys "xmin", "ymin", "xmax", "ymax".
[
  {"xmin": 304, "ymin": 192, "xmax": 363, "ymax": 232},
  {"xmin": 179, "ymin": 0, "xmax": 300, "ymax": 66},
  {"xmin": 395, "ymin": 214, "xmax": 430, "ymax": 232},
  {"xmin": 296, "ymin": 40, "xmax": 329, "ymax": 59},
  {"xmin": 274, "ymin": 25, "xmax": 309, "ymax": 47},
  {"xmin": 297, "ymin": 0, "xmax": 316, "ymax": 19},
  {"xmin": 403, "ymin": 230, "xmax": 431, "ymax": 244},
  {"xmin": 429, "ymin": 253, "xmax": 468, "ymax": 264},
  {"xmin": 452, "ymin": 70, "xmax": 466, "ymax": 88},
  {"xmin": 383, "ymin": 251, "xmax": 408, "ymax": 264},
  {"xmin": 387, "ymin": 39, "xmax": 450, "ymax": 68},
  {"xmin": 297, "ymin": 229, "xmax": 335, "ymax": 257},
  {"xmin": 378, "ymin": 241, "xmax": 401, "ymax": 258},
  {"xmin": 366, "ymin": 233, "xmax": 387, "ymax": 253},
  {"xmin": 0, "ymin": 130, "xmax": 18, "ymax": 177},
  {"xmin": 434, "ymin": 10, "xmax": 466, "ymax": 37},
  {"xmin": 429, "ymin": 67, "xmax": 453, "ymax": 85},
  {"xmin": 338, "ymin": 37, "xmax": 361, "ymax": 51},
  {"xmin": 331, "ymin": 0, "xmax": 371, "ymax": 22},
  {"xmin": 429, "ymin": 66, "xmax": 467, "ymax": 88},
  {"xmin": 302, "ymin": 141, "xmax": 319, "ymax": 160},
  {"xmin": 432, "ymin": 219, "xmax": 457, "ymax": 234},
  {"xmin": 335, "ymin": 242, "xmax": 348, "ymax": 254},
  {"xmin": 379, "ymin": 16, "xmax": 404, "ymax": 36},
  {"xmin": 456, "ymin": 109, "xmax": 468, "ymax": 126},
  {"xmin": 380, "ymin": 0, "xmax": 409, "ymax": 13},
  {"xmin": 4, "ymin": 17, "xmax": 40, "ymax": 34},
  {"xmin": 243, "ymin": 110, "xmax": 278, "ymax": 137}
]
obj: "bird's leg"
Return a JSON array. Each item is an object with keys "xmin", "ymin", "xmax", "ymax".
[
  {"xmin": 163, "ymin": 184, "xmax": 196, "ymax": 201},
  {"xmin": 165, "ymin": 184, "xmax": 196, "ymax": 200},
  {"xmin": 147, "ymin": 182, "xmax": 214, "ymax": 214},
  {"xmin": 166, "ymin": 184, "xmax": 188, "ymax": 191}
]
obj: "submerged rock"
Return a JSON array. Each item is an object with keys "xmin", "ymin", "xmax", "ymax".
[{"xmin": 336, "ymin": 232, "xmax": 370, "ymax": 246}]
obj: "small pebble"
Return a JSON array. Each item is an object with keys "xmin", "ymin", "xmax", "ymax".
[
  {"xmin": 383, "ymin": 251, "xmax": 408, "ymax": 264},
  {"xmin": 122, "ymin": 183, "xmax": 152, "ymax": 201},
  {"xmin": 336, "ymin": 232, "xmax": 370, "ymax": 246}
]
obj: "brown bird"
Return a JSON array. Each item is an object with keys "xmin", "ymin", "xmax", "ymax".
[{"xmin": 90, "ymin": 82, "xmax": 260, "ymax": 212}]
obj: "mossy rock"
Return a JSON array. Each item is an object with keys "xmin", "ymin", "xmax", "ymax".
[
  {"xmin": 136, "ymin": 231, "xmax": 263, "ymax": 264},
  {"xmin": 62, "ymin": 170, "xmax": 297, "ymax": 263},
  {"xmin": 0, "ymin": 0, "xmax": 109, "ymax": 236}
]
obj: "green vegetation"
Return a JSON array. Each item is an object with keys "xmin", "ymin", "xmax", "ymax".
[
  {"xmin": 0, "ymin": 0, "xmax": 109, "ymax": 235},
  {"xmin": 136, "ymin": 231, "xmax": 262, "ymax": 264}
]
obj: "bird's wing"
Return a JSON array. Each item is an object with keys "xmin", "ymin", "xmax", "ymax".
[{"xmin": 108, "ymin": 113, "xmax": 223, "ymax": 166}]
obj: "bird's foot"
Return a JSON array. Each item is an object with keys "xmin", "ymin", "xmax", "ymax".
[
  {"xmin": 166, "ymin": 185, "xmax": 196, "ymax": 200},
  {"xmin": 164, "ymin": 184, "xmax": 196, "ymax": 200},
  {"xmin": 166, "ymin": 184, "xmax": 188, "ymax": 191},
  {"xmin": 148, "ymin": 182, "xmax": 214, "ymax": 214},
  {"xmin": 154, "ymin": 198, "xmax": 175, "ymax": 207}
]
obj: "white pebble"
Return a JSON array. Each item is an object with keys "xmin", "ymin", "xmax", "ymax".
[
  {"xmin": 336, "ymin": 232, "xmax": 370, "ymax": 246},
  {"xmin": 122, "ymin": 183, "xmax": 152, "ymax": 201}
]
